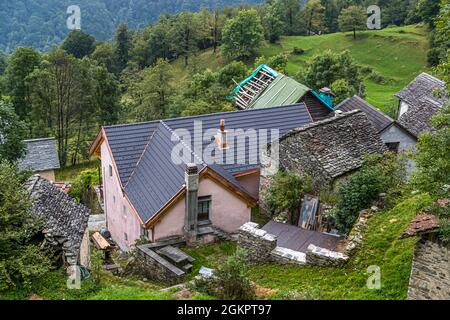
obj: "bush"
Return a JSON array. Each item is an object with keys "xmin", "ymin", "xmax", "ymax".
[
  {"xmin": 68, "ymin": 169, "xmax": 101, "ymax": 213},
  {"xmin": 265, "ymin": 171, "xmax": 312, "ymax": 225},
  {"xmin": 367, "ymin": 70, "xmax": 386, "ymax": 84},
  {"xmin": 332, "ymin": 153, "xmax": 406, "ymax": 234},
  {"xmin": 193, "ymin": 248, "xmax": 255, "ymax": 300},
  {"xmin": 292, "ymin": 47, "xmax": 305, "ymax": 55}
]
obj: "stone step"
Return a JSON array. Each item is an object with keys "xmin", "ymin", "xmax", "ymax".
[{"xmin": 182, "ymin": 264, "xmax": 193, "ymax": 273}]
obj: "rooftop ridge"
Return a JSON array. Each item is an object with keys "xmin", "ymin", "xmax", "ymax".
[
  {"xmin": 23, "ymin": 137, "xmax": 56, "ymax": 142},
  {"xmin": 103, "ymin": 103, "xmax": 307, "ymax": 130}
]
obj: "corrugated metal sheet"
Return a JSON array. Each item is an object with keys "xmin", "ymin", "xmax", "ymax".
[{"xmin": 247, "ymin": 75, "xmax": 310, "ymax": 109}]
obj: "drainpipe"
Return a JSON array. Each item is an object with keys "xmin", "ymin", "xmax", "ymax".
[{"xmin": 184, "ymin": 163, "xmax": 199, "ymax": 246}]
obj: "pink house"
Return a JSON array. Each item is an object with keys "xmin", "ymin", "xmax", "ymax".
[{"xmin": 90, "ymin": 104, "xmax": 313, "ymax": 251}]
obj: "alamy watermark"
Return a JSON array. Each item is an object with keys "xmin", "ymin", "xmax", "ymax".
[
  {"xmin": 367, "ymin": 265, "xmax": 381, "ymax": 289},
  {"xmin": 67, "ymin": 5, "xmax": 81, "ymax": 31},
  {"xmin": 367, "ymin": 5, "xmax": 381, "ymax": 30},
  {"xmin": 170, "ymin": 120, "xmax": 280, "ymax": 175}
]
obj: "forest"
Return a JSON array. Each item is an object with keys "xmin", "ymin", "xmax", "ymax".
[{"xmin": 0, "ymin": 0, "xmax": 447, "ymax": 168}]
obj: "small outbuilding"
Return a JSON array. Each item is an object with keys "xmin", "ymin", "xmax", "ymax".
[
  {"xmin": 25, "ymin": 175, "xmax": 91, "ymax": 268},
  {"xmin": 18, "ymin": 137, "xmax": 60, "ymax": 181}
]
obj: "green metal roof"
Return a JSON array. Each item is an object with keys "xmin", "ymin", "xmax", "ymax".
[{"xmin": 247, "ymin": 75, "xmax": 311, "ymax": 109}]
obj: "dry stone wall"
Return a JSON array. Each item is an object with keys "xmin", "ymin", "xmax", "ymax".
[{"xmin": 408, "ymin": 239, "xmax": 450, "ymax": 300}]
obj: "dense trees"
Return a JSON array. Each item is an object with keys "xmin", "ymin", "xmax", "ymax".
[
  {"xmin": 221, "ymin": 10, "xmax": 264, "ymax": 60},
  {"xmin": 0, "ymin": 101, "xmax": 27, "ymax": 162},
  {"xmin": 0, "ymin": 161, "xmax": 51, "ymax": 290}
]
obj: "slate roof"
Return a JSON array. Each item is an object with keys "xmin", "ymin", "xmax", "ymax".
[
  {"xmin": 397, "ymin": 100, "xmax": 442, "ymax": 138},
  {"xmin": 395, "ymin": 73, "xmax": 448, "ymax": 137},
  {"xmin": 335, "ymin": 95, "xmax": 394, "ymax": 132},
  {"xmin": 18, "ymin": 138, "xmax": 60, "ymax": 173},
  {"xmin": 278, "ymin": 110, "xmax": 387, "ymax": 181},
  {"xmin": 101, "ymin": 104, "xmax": 314, "ymax": 223},
  {"xmin": 395, "ymin": 73, "xmax": 448, "ymax": 108},
  {"xmin": 25, "ymin": 175, "xmax": 91, "ymax": 266}
]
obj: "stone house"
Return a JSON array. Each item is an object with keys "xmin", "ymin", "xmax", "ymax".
[
  {"xmin": 402, "ymin": 212, "xmax": 450, "ymax": 300},
  {"xmin": 25, "ymin": 175, "xmax": 91, "ymax": 268},
  {"xmin": 89, "ymin": 104, "xmax": 314, "ymax": 251},
  {"xmin": 18, "ymin": 137, "xmax": 60, "ymax": 181},
  {"xmin": 335, "ymin": 95, "xmax": 417, "ymax": 174},
  {"xmin": 260, "ymin": 110, "xmax": 388, "ymax": 200}
]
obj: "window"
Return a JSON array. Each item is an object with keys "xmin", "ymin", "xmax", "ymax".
[
  {"xmin": 124, "ymin": 233, "xmax": 128, "ymax": 241},
  {"xmin": 385, "ymin": 142, "xmax": 400, "ymax": 153},
  {"xmin": 198, "ymin": 196, "xmax": 211, "ymax": 221},
  {"xmin": 113, "ymin": 196, "xmax": 116, "ymax": 204},
  {"xmin": 109, "ymin": 165, "xmax": 113, "ymax": 177},
  {"xmin": 140, "ymin": 226, "xmax": 149, "ymax": 239}
]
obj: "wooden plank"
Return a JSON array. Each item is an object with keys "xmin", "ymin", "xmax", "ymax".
[{"xmin": 92, "ymin": 231, "xmax": 111, "ymax": 250}]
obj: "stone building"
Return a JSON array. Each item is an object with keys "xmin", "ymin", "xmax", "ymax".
[
  {"xmin": 25, "ymin": 175, "xmax": 91, "ymax": 267},
  {"xmin": 18, "ymin": 137, "xmax": 60, "ymax": 181},
  {"xmin": 402, "ymin": 213, "xmax": 450, "ymax": 300},
  {"xmin": 260, "ymin": 110, "xmax": 387, "ymax": 201}
]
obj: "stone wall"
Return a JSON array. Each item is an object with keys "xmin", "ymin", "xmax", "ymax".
[
  {"xmin": 238, "ymin": 222, "xmax": 348, "ymax": 267},
  {"xmin": 305, "ymin": 244, "xmax": 348, "ymax": 267},
  {"xmin": 135, "ymin": 245, "xmax": 185, "ymax": 285},
  {"xmin": 408, "ymin": 239, "xmax": 450, "ymax": 300},
  {"xmin": 238, "ymin": 222, "xmax": 277, "ymax": 263}
]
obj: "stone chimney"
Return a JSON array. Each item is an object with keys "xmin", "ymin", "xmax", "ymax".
[
  {"xmin": 184, "ymin": 163, "xmax": 199, "ymax": 246},
  {"xmin": 216, "ymin": 119, "xmax": 229, "ymax": 150}
]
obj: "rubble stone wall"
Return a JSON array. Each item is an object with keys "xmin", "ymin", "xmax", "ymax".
[
  {"xmin": 408, "ymin": 239, "xmax": 450, "ymax": 300},
  {"xmin": 136, "ymin": 245, "xmax": 185, "ymax": 285},
  {"xmin": 238, "ymin": 222, "xmax": 277, "ymax": 262}
]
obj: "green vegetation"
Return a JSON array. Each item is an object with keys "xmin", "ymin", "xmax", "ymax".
[
  {"xmin": 248, "ymin": 193, "xmax": 433, "ymax": 299},
  {"xmin": 260, "ymin": 25, "xmax": 429, "ymax": 111},
  {"xmin": 0, "ymin": 162, "xmax": 51, "ymax": 292},
  {"xmin": 332, "ymin": 153, "xmax": 406, "ymax": 234},
  {"xmin": 55, "ymin": 160, "xmax": 98, "ymax": 182}
]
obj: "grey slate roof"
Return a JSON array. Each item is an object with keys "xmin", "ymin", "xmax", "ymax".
[
  {"xmin": 103, "ymin": 103, "xmax": 313, "ymax": 222},
  {"xmin": 25, "ymin": 175, "xmax": 91, "ymax": 266},
  {"xmin": 395, "ymin": 73, "xmax": 448, "ymax": 138},
  {"xmin": 18, "ymin": 137, "xmax": 60, "ymax": 173},
  {"xmin": 335, "ymin": 95, "xmax": 394, "ymax": 132},
  {"xmin": 278, "ymin": 110, "xmax": 387, "ymax": 184},
  {"xmin": 395, "ymin": 73, "xmax": 448, "ymax": 108}
]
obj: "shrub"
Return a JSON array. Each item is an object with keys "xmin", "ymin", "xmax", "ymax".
[
  {"xmin": 0, "ymin": 161, "xmax": 52, "ymax": 291},
  {"xmin": 367, "ymin": 70, "xmax": 386, "ymax": 84},
  {"xmin": 68, "ymin": 169, "xmax": 101, "ymax": 213},
  {"xmin": 265, "ymin": 171, "xmax": 312, "ymax": 225},
  {"xmin": 193, "ymin": 248, "xmax": 255, "ymax": 300},
  {"xmin": 292, "ymin": 47, "xmax": 305, "ymax": 55},
  {"xmin": 332, "ymin": 153, "xmax": 406, "ymax": 234}
]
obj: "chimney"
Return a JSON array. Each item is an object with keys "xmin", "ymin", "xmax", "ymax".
[
  {"xmin": 318, "ymin": 87, "xmax": 335, "ymax": 108},
  {"xmin": 184, "ymin": 163, "xmax": 199, "ymax": 246},
  {"xmin": 216, "ymin": 119, "xmax": 229, "ymax": 150}
]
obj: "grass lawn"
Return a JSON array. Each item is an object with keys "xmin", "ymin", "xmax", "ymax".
[
  {"xmin": 184, "ymin": 193, "xmax": 433, "ymax": 300},
  {"xmin": 173, "ymin": 25, "xmax": 429, "ymax": 114},
  {"xmin": 55, "ymin": 160, "xmax": 99, "ymax": 182}
]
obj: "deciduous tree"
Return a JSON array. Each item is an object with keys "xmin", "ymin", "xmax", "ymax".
[{"xmin": 338, "ymin": 5, "xmax": 366, "ymax": 39}]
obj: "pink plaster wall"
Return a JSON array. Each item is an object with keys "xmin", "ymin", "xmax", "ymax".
[
  {"xmin": 101, "ymin": 142, "xmax": 142, "ymax": 251},
  {"xmin": 101, "ymin": 139, "xmax": 253, "ymax": 247},
  {"xmin": 235, "ymin": 172, "xmax": 260, "ymax": 200},
  {"xmin": 153, "ymin": 176, "xmax": 252, "ymax": 240}
]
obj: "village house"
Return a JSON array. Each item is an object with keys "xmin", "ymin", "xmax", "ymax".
[
  {"xmin": 336, "ymin": 73, "xmax": 448, "ymax": 174},
  {"xmin": 89, "ymin": 104, "xmax": 314, "ymax": 251},
  {"xmin": 25, "ymin": 175, "xmax": 91, "ymax": 268},
  {"xmin": 260, "ymin": 110, "xmax": 388, "ymax": 198},
  {"xmin": 230, "ymin": 64, "xmax": 335, "ymax": 121},
  {"xmin": 335, "ymin": 95, "xmax": 417, "ymax": 173},
  {"xmin": 18, "ymin": 137, "xmax": 60, "ymax": 181}
]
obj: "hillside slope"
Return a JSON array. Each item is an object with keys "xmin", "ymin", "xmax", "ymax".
[
  {"xmin": 180, "ymin": 25, "xmax": 429, "ymax": 113},
  {"xmin": 0, "ymin": 0, "xmax": 262, "ymax": 52}
]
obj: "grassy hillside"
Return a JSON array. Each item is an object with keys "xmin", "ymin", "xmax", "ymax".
[{"xmin": 176, "ymin": 25, "xmax": 429, "ymax": 113}]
